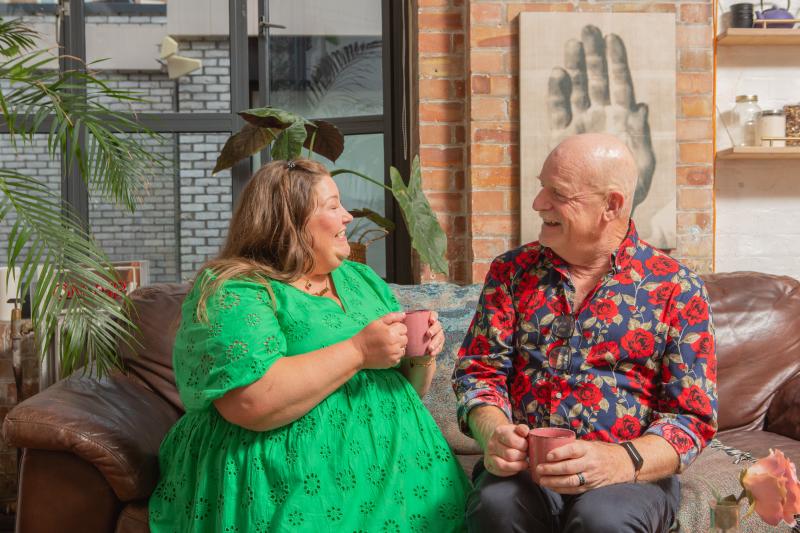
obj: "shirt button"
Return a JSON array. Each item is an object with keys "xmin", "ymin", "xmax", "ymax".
[{"xmin": 555, "ymin": 392, "xmax": 562, "ymax": 399}]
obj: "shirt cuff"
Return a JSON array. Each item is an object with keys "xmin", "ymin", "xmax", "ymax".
[
  {"xmin": 457, "ymin": 389, "xmax": 513, "ymax": 437},
  {"xmin": 645, "ymin": 419, "xmax": 702, "ymax": 472}
]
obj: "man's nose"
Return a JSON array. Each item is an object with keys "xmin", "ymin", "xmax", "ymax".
[{"xmin": 532, "ymin": 189, "xmax": 549, "ymax": 211}]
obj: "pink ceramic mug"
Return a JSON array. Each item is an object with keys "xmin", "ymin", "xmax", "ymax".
[
  {"xmin": 528, "ymin": 427, "xmax": 577, "ymax": 483},
  {"xmin": 403, "ymin": 309, "xmax": 432, "ymax": 357}
]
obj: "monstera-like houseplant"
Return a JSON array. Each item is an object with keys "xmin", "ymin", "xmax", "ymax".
[
  {"xmin": 213, "ymin": 106, "xmax": 448, "ymax": 275},
  {"xmin": 0, "ymin": 18, "xmax": 165, "ymax": 376}
]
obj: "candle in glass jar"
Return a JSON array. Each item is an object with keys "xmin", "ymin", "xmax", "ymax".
[{"xmin": 760, "ymin": 109, "xmax": 786, "ymax": 147}]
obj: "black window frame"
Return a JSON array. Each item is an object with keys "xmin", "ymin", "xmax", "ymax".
[{"xmin": 255, "ymin": 0, "xmax": 412, "ymax": 283}]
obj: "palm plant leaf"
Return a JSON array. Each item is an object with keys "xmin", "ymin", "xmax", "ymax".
[
  {"xmin": 0, "ymin": 170, "xmax": 135, "ymax": 376},
  {"xmin": 1, "ymin": 52, "xmax": 165, "ymax": 207},
  {"xmin": 0, "ymin": 17, "xmax": 37, "ymax": 57},
  {"xmin": 0, "ymin": 20, "xmax": 166, "ymax": 376},
  {"xmin": 306, "ymin": 40, "xmax": 382, "ymax": 115}
]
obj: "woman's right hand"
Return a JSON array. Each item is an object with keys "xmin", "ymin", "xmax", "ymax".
[{"xmin": 353, "ymin": 312, "xmax": 408, "ymax": 369}]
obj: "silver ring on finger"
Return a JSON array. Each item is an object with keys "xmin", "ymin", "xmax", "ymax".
[{"xmin": 576, "ymin": 472, "xmax": 586, "ymax": 487}]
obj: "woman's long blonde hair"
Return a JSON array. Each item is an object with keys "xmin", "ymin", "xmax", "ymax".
[{"xmin": 194, "ymin": 158, "xmax": 330, "ymax": 320}]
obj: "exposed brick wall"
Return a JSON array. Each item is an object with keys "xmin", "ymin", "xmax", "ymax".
[
  {"xmin": 416, "ymin": 1, "xmax": 714, "ymax": 283},
  {"xmin": 417, "ymin": 0, "xmax": 469, "ymax": 283}
]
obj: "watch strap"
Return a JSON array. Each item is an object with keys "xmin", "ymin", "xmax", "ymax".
[{"xmin": 620, "ymin": 441, "xmax": 644, "ymax": 481}]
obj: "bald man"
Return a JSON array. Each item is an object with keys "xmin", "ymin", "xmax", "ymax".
[{"xmin": 453, "ymin": 134, "xmax": 717, "ymax": 533}]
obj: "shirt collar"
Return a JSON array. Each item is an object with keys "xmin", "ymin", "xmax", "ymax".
[{"xmin": 542, "ymin": 219, "xmax": 639, "ymax": 276}]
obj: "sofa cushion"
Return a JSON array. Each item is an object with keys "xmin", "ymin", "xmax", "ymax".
[
  {"xmin": 119, "ymin": 283, "xmax": 189, "ymax": 413},
  {"xmin": 390, "ymin": 282, "xmax": 483, "ymax": 455},
  {"xmin": 703, "ymin": 272, "xmax": 800, "ymax": 432}
]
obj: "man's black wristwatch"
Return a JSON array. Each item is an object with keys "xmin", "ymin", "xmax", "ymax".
[{"xmin": 620, "ymin": 441, "xmax": 644, "ymax": 482}]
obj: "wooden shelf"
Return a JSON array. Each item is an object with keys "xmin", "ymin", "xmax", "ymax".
[
  {"xmin": 716, "ymin": 146, "xmax": 800, "ymax": 159},
  {"xmin": 717, "ymin": 28, "xmax": 800, "ymax": 46}
]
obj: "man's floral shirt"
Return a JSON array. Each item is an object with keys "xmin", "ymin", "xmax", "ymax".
[{"xmin": 452, "ymin": 222, "xmax": 718, "ymax": 470}]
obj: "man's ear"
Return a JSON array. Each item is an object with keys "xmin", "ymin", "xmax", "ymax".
[{"xmin": 603, "ymin": 191, "xmax": 625, "ymax": 221}]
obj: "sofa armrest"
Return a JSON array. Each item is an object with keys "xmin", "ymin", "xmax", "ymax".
[
  {"xmin": 765, "ymin": 373, "xmax": 800, "ymax": 441},
  {"xmin": 3, "ymin": 370, "xmax": 181, "ymax": 502}
]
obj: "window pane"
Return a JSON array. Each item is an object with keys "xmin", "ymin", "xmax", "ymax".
[
  {"xmin": 268, "ymin": 0, "xmax": 383, "ymax": 118},
  {"xmin": 89, "ymin": 133, "xmax": 178, "ymax": 284},
  {"xmin": 177, "ymin": 133, "xmax": 232, "ymax": 280},
  {"xmin": 323, "ymin": 133, "xmax": 386, "ymax": 277},
  {"xmin": 88, "ymin": 132, "xmax": 232, "ymax": 284},
  {"xmin": 84, "ymin": 4, "xmax": 230, "ymax": 114}
]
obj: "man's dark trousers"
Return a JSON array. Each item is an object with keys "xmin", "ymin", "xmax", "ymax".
[{"xmin": 466, "ymin": 461, "xmax": 680, "ymax": 533}]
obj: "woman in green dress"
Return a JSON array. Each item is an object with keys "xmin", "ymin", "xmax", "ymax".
[{"xmin": 149, "ymin": 158, "xmax": 470, "ymax": 532}]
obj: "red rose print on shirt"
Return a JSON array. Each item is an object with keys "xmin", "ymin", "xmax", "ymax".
[
  {"xmin": 491, "ymin": 260, "xmax": 515, "ymax": 283},
  {"xmin": 551, "ymin": 376, "xmax": 572, "ymax": 409},
  {"xmin": 468, "ymin": 335, "xmax": 491, "ymax": 355},
  {"xmin": 706, "ymin": 357, "xmax": 717, "ymax": 384},
  {"xmin": 621, "ymin": 328, "xmax": 655, "ymax": 359},
  {"xmin": 575, "ymin": 382, "xmax": 603, "ymax": 408},
  {"xmin": 511, "ymin": 373, "xmax": 533, "ymax": 402},
  {"xmin": 547, "ymin": 297, "xmax": 568, "ymax": 315},
  {"xmin": 645, "ymin": 255, "xmax": 679, "ymax": 276},
  {"xmin": 586, "ymin": 341, "xmax": 621, "ymax": 367},
  {"xmin": 648, "ymin": 282, "xmax": 679, "ymax": 307},
  {"xmin": 522, "ymin": 290, "xmax": 547, "ymax": 321},
  {"xmin": 583, "ymin": 428, "xmax": 612, "ymax": 442},
  {"xmin": 615, "ymin": 259, "xmax": 645, "ymax": 285},
  {"xmin": 625, "ymin": 365, "xmax": 656, "ymax": 393},
  {"xmin": 680, "ymin": 295, "xmax": 709, "ymax": 326},
  {"xmin": 661, "ymin": 425, "xmax": 695, "ymax": 454},
  {"xmin": 590, "ymin": 298, "xmax": 618, "ymax": 323},
  {"xmin": 611, "ymin": 415, "xmax": 642, "ymax": 440},
  {"xmin": 532, "ymin": 379, "xmax": 552, "ymax": 406},
  {"xmin": 690, "ymin": 333, "xmax": 714, "ymax": 359},
  {"xmin": 678, "ymin": 385, "xmax": 712, "ymax": 417}
]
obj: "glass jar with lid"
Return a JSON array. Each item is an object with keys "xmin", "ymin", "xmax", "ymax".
[
  {"xmin": 732, "ymin": 95, "xmax": 761, "ymax": 147},
  {"xmin": 760, "ymin": 109, "xmax": 786, "ymax": 147}
]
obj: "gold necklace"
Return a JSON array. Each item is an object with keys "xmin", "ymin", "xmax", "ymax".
[{"xmin": 302, "ymin": 276, "xmax": 329, "ymax": 297}]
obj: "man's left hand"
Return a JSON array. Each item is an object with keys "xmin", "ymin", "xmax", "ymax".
[{"xmin": 535, "ymin": 440, "xmax": 634, "ymax": 494}]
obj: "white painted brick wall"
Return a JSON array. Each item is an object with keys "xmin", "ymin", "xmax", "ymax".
[{"xmin": 715, "ymin": 10, "xmax": 800, "ymax": 281}]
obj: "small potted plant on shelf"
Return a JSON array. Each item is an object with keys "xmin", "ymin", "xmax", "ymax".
[{"xmin": 212, "ymin": 106, "xmax": 448, "ymax": 275}]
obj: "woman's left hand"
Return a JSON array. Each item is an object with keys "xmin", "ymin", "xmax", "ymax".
[{"xmin": 425, "ymin": 311, "xmax": 445, "ymax": 356}]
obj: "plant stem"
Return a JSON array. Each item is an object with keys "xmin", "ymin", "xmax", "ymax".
[{"xmin": 330, "ymin": 168, "xmax": 390, "ymax": 191}]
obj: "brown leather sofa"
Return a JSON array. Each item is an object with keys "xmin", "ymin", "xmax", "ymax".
[{"xmin": 4, "ymin": 272, "xmax": 800, "ymax": 532}]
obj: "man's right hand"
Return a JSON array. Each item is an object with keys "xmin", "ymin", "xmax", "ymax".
[{"xmin": 484, "ymin": 423, "xmax": 531, "ymax": 477}]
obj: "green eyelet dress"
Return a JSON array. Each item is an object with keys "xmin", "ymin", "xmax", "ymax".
[{"xmin": 149, "ymin": 261, "xmax": 470, "ymax": 532}]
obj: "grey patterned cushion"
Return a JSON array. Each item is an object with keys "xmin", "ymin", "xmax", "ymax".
[{"xmin": 389, "ymin": 282, "xmax": 483, "ymax": 455}]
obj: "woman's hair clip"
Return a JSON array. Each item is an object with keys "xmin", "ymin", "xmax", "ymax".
[{"xmin": 286, "ymin": 160, "xmax": 297, "ymax": 170}]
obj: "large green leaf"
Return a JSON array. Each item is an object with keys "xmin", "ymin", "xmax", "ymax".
[
  {"xmin": 271, "ymin": 120, "xmax": 308, "ymax": 160},
  {"xmin": 213, "ymin": 123, "xmax": 276, "ymax": 175},
  {"xmin": 303, "ymin": 119, "xmax": 344, "ymax": 162},
  {"xmin": 390, "ymin": 156, "xmax": 448, "ymax": 274},
  {"xmin": 239, "ymin": 107, "xmax": 305, "ymax": 129}
]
